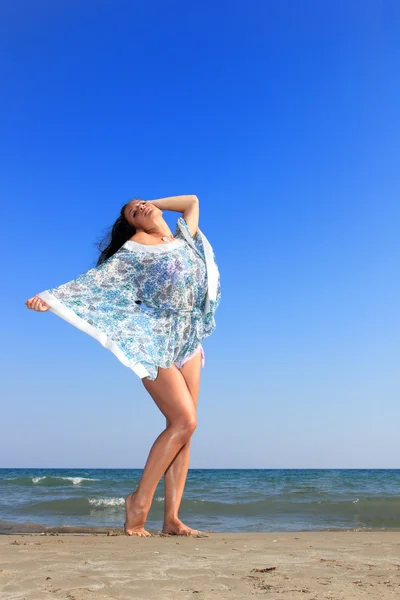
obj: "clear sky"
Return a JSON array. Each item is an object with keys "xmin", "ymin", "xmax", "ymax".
[{"xmin": 1, "ymin": 1, "xmax": 399, "ymax": 469}]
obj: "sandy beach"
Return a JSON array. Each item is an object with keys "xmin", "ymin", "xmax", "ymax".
[{"xmin": 1, "ymin": 528, "xmax": 399, "ymax": 599}]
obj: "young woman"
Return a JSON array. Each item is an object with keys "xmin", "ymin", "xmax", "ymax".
[{"xmin": 25, "ymin": 195, "xmax": 221, "ymax": 537}]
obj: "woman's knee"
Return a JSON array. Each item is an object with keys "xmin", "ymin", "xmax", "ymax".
[
  {"xmin": 143, "ymin": 364, "xmax": 197, "ymax": 441},
  {"xmin": 170, "ymin": 414, "xmax": 197, "ymax": 443}
]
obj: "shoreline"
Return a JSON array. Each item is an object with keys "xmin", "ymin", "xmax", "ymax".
[{"xmin": 1, "ymin": 518, "xmax": 400, "ymax": 535}]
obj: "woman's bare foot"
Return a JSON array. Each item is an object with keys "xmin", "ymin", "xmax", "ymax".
[
  {"xmin": 162, "ymin": 517, "xmax": 200, "ymax": 536},
  {"xmin": 124, "ymin": 491, "xmax": 151, "ymax": 537}
]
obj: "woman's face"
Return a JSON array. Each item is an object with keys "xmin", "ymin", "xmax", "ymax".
[{"xmin": 124, "ymin": 200, "xmax": 162, "ymax": 229}]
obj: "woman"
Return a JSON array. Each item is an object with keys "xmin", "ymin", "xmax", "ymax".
[{"xmin": 25, "ymin": 195, "xmax": 221, "ymax": 537}]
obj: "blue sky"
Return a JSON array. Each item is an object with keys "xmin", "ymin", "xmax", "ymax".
[{"xmin": 1, "ymin": 1, "xmax": 399, "ymax": 468}]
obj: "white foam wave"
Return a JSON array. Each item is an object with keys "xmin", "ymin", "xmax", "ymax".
[
  {"xmin": 89, "ymin": 497, "xmax": 125, "ymax": 507},
  {"xmin": 30, "ymin": 476, "xmax": 98, "ymax": 485},
  {"xmin": 59, "ymin": 477, "xmax": 98, "ymax": 485},
  {"xmin": 88, "ymin": 496, "xmax": 165, "ymax": 508}
]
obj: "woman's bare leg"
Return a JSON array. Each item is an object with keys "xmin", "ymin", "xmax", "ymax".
[
  {"xmin": 162, "ymin": 349, "xmax": 202, "ymax": 534},
  {"xmin": 124, "ymin": 363, "xmax": 197, "ymax": 536}
]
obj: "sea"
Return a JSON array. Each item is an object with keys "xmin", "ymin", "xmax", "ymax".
[{"xmin": 1, "ymin": 468, "xmax": 400, "ymax": 533}]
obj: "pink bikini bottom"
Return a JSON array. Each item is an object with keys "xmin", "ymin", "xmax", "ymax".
[{"xmin": 174, "ymin": 343, "xmax": 205, "ymax": 369}]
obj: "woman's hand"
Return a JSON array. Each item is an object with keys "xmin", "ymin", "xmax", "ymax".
[
  {"xmin": 25, "ymin": 296, "xmax": 50, "ymax": 312},
  {"xmin": 147, "ymin": 195, "xmax": 199, "ymax": 238}
]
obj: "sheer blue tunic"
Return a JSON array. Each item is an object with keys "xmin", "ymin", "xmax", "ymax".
[{"xmin": 37, "ymin": 217, "xmax": 221, "ymax": 380}]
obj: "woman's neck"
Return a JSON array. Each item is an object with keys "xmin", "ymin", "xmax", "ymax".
[{"xmin": 130, "ymin": 221, "xmax": 174, "ymax": 244}]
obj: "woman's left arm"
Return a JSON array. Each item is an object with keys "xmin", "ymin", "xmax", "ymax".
[{"xmin": 147, "ymin": 195, "xmax": 199, "ymax": 237}]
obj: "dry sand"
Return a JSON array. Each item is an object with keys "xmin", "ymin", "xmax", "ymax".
[{"xmin": 1, "ymin": 529, "xmax": 400, "ymax": 599}]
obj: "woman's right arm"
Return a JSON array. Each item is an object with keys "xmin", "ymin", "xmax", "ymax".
[
  {"xmin": 147, "ymin": 195, "xmax": 199, "ymax": 238},
  {"xmin": 25, "ymin": 296, "xmax": 50, "ymax": 312}
]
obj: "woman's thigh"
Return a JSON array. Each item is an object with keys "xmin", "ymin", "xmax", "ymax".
[
  {"xmin": 178, "ymin": 348, "xmax": 202, "ymax": 408},
  {"xmin": 165, "ymin": 352, "xmax": 202, "ymax": 428},
  {"xmin": 141, "ymin": 363, "xmax": 196, "ymax": 425}
]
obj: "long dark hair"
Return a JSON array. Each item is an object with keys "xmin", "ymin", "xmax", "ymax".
[{"xmin": 96, "ymin": 202, "xmax": 136, "ymax": 266}]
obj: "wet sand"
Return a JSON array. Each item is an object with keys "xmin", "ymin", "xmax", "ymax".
[{"xmin": 1, "ymin": 523, "xmax": 399, "ymax": 599}]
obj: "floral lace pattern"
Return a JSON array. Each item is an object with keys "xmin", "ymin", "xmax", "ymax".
[{"xmin": 37, "ymin": 217, "xmax": 221, "ymax": 380}]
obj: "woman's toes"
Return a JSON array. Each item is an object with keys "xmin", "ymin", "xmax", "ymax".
[
  {"xmin": 162, "ymin": 518, "xmax": 200, "ymax": 535},
  {"xmin": 124, "ymin": 524, "xmax": 151, "ymax": 537}
]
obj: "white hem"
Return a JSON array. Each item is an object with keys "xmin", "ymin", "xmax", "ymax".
[
  {"xmin": 123, "ymin": 239, "xmax": 184, "ymax": 252},
  {"xmin": 36, "ymin": 291, "xmax": 151, "ymax": 379},
  {"xmin": 198, "ymin": 227, "xmax": 219, "ymax": 302}
]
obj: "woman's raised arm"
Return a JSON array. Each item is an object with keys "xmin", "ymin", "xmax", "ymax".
[{"xmin": 147, "ymin": 195, "xmax": 199, "ymax": 238}]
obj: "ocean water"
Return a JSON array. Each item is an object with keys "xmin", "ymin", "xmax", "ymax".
[{"xmin": 1, "ymin": 469, "xmax": 400, "ymax": 533}]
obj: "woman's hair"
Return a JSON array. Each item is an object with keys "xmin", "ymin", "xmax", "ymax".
[{"xmin": 96, "ymin": 202, "xmax": 136, "ymax": 266}]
